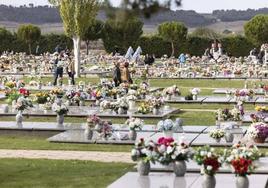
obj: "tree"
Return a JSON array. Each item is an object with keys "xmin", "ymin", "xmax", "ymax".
[
  {"xmin": 17, "ymin": 24, "xmax": 41, "ymax": 54},
  {"xmin": 82, "ymin": 20, "xmax": 104, "ymax": 55},
  {"xmin": 0, "ymin": 27, "xmax": 15, "ymax": 53},
  {"xmin": 244, "ymin": 14, "xmax": 268, "ymax": 46},
  {"xmin": 191, "ymin": 27, "xmax": 221, "ymax": 39},
  {"xmin": 158, "ymin": 21, "xmax": 187, "ymax": 57},
  {"xmin": 102, "ymin": 18, "xmax": 143, "ymax": 54},
  {"xmin": 49, "ymin": 0, "xmax": 99, "ymax": 77}
]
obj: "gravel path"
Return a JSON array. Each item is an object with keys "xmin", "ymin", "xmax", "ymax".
[{"xmin": 0, "ymin": 149, "xmax": 133, "ymax": 163}]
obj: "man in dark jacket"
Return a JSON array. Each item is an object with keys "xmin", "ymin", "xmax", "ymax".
[{"xmin": 113, "ymin": 62, "xmax": 122, "ymax": 87}]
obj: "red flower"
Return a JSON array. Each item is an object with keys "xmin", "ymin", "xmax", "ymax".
[
  {"xmin": 19, "ymin": 88, "xmax": 30, "ymax": 96},
  {"xmin": 231, "ymin": 158, "xmax": 252, "ymax": 175},
  {"xmin": 204, "ymin": 157, "xmax": 221, "ymax": 172},
  {"xmin": 157, "ymin": 137, "xmax": 174, "ymax": 146}
]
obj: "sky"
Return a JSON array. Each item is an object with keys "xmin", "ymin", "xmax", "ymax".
[{"xmin": 1, "ymin": 0, "xmax": 267, "ymax": 13}]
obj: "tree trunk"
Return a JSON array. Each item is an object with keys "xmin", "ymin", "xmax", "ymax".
[
  {"xmin": 86, "ymin": 41, "xmax": 89, "ymax": 55},
  {"xmin": 28, "ymin": 43, "xmax": 32, "ymax": 55},
  {"xmin": 171, "ymin": 42, "xmax": 174, "ymax": 58},
  {"xmin": 73, "ymin": 36, "xmax": 81, "ymax": 78}
]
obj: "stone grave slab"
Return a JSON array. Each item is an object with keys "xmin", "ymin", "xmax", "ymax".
[
  {"xmin": 164, "ymin": 96, "xmax": 206, "ymax": 103},
  {"xmin": 0, "ymin": 121, "xmax": 84, "ymax": 131},
  {"xmin": 243, "ymin": 113, "xmax": 268, "ymax": 123},
  {"xmin": 149, "ymin": 132, "xmax": 198, "ymax": 144},
  {"xmin": 202, "ymin": 96, "xmax": 231, "ymax": 103},
  {"xmin": 213, "ymin": 89, "xmax": 265, "ymax": 95},
  {"xmin": 108, "ymin": 172, "xmax": 200, "ymax": 188},
  {"xmin": 229, "ymin": 97, "xmax": 258, "ymax": 104},
  {"xmin": 203, "ymin": 126, "xmax": 248, "ymax": 133},
  {"xmin": 48, "ymin": 129, "xmax": 154, "ymax": 145},
  {"xmin": 255, "ymin": 97, "xmax": 268, "ymax": 104},
  {"xmin": 191, "ymin": 174, "xmax": 268, "ymax": 188}
]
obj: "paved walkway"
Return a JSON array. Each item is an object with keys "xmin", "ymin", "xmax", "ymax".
[{"xmin": 0, "ymin": 149, "xmax": 133, "ymax": 163}]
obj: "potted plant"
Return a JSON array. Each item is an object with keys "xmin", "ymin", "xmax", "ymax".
[
  {"xmin": 246, "ymin": 122, "xmax": 268, "ymax": 143},
  {"xmin": 131, "ymin": 138, "xmax": 157, "ymax": 176},
  {"xmin": 194, "ymin": 145, "xmax": 222, "ymax": 188},
  {"xmin": 157, "ymin": 119, "xmax": 175, "ymax": 138},
  {"xmin": 209, "ymin": 129, "xmax": 225, "ymax": 143},
  {"xmin": 125, "ymin": 117, "xmax": 144, "ymax": 140}
]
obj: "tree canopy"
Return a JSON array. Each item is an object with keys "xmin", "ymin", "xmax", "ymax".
[{"xmin": 244, "ymin": 14, "xmax": 268, "ymax": 46}]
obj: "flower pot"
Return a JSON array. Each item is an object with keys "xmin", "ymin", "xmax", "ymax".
[
  {"xmin": 173, "ymin": 160, "xmax": 186, "ymax": 177},
  {"xmin": 193, "ymin": 94, "xmax": 197, "ymax": 100},
  {"xmin": 95, "ymin": 100, "xmax": 100, "ymax": 106},
  {"xmin": 129, "ymin": 100, "xmax": 136, "ymax": 110},
  {"xmin": 254, "ymin": 137, "xmax": 266, "ymax": 144},
  {"xmin": 118, "ymin": 107, "xmax": 127, "ymax": 114},
  {"xmin": 79, "ymin": 100, "xmax": 85, "ymax": 106},
  {"xmin": 85, "ymin": 128, "xmax": 94, "ymax": 140},
  {"xmin": 236, "ymin": 175, "xmax": 249, "ymax": 188},
  {"xmin": 57, "ymin": 114, "xmax": 64, "ymax": 126},
  {"xmin": 163, "ymin": 131, "xmax": 173, "ymax": 138},
  {"xmin": 202, "ymin": 174, "xmax": 216, "ymax": 188},
  {"xmin": 137, "ymin": 161, "xmax": 150, "ymax": 176},
  {"xmin": 128, "ymin": 130, "xmax": 137, "ymax": 141},
  {"xmin": 3, "ymin": 105, "xmax": 9, "ymax": 113},
  {"xmin": 16, "ymin": 110, "xmax": 23, "ymax": 127},
  {"xmin": 215, "ymin": 138, "xmax": 221, "ymax": 143},
  {"xmin": 166, "ymin": 95, "xmax": 172, "ymax": 101},
  {"xmin": 225, "ymin": 132, "xmax": 234, "ymax": 143},
  {"xmin": 152, "ymin": 108, "xmax": 160, "ymax": 115}
]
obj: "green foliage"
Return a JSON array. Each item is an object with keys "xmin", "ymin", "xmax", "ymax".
[
  {"xmin": 185, "ymin": 36, "xmax": 211, "ymax": 56},
  {"xmin": 221, "ymin": 36, "xmax": 255, "ymax": 57},
  {"xmin": 191, "ymin": 27, "xmax": 221, "ymax": 39},
  {"xmin": 58, "ymin": 0, "xmax": 99, "ymax": 38},
  {"xmin": 244, "ymin": 14, "xmax": 268, "ymax": 46},
  {"xmin": 17, "ymin": 24, "xmax": 41, "ymax": 54},
  {"xmin": 102, "ymin": 18, "xmax": 143, "ymax": 54},
  {"xmin": 158, "ymin": 21, "xmax": 188, "ymax": 56},
  {"xmin": 0, "ymin": 27, "xmax": 15, "ymax": 53}
]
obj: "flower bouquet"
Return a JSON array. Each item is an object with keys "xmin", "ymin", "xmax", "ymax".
[
  {"xmin": 191, "ymin": 88, "xmax": 201, "ymax": 100},
  {"xmin": 255, "ymin": 105, "xmax": 268, "ymax": 113},
  {"xmin": 209, "ymin": 129, "xmax": 225, "ymax": 143},
  {"xmin": 50, "ymin": 87, "xmax": 65, "ymax": 98},
  {"xmin": 131, "ymin": 138, "xmax": 157, "ymax": 175},
  {"xmin": 87, "ymin": 114, "xmax": 101, "ymax": 129},
  {"xmin": 33, "ymin": 92, "xmax": 49, "ymax": 104},
  {"xmin": 148, "ymin": 96, "xmax": 164, "ymax": 115},
  {"xmin": 52, "ymin": 103, "xmax": 69, "ymax": 115},
  {"xmin": 194, "ymin": 145, "xmax": 222, "ymax": 187},
  {"xmin": 157, "ymin": 119, "xmax": 175, "ymax": 138},
  {"xmin": 224, "ymin": 143, "xmax": 262, "ymax": 187},
  {"xmin": 4, "ymin": 81, "xmax": 16, "ymax": 89},
  {"xmin": 15, "ymin": 96, "xmax": 33, "ymax": 111},
  {"xmin": 246, "ymin": 122, "xmax": 268, "ymax": 143},
  {"xmin": 137, "ymin": 102, "xmax": 151, "ymax": 114},
  {"xmin": 125, "ymin": 117, "xmax": 144, "ymax": 140}
]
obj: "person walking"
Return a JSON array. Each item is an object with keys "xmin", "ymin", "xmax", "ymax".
[
  {"xmin": 66, "ymin": 58, "xmax": 75, "ymax": 85},
  {"xmin": 113, "ymin": 62, "xmax": 122, "ymax": 87}
]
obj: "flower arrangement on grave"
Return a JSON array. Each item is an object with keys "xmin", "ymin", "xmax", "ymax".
[
  {"xmin": 52, "ymin": 103, "xmax": 69, "ymax": 115},
  {"xmin": 131, "ymin": 138, "xmax": 157, "ymax": 175},
  {"xmin": 137, "ymin": 102, "xmax": 151, "ymax": 114},
  {"xmin": 255, "ymin": 106, "xmax": 268, "ymax": 113},
  {"xmin": 19, "ymin": 88, "xmax": 30, "ymax": 97},
  {"xmin": 33, "ymin": 92, "xmax": 49, "ymax": 104},
  {"xmin": 125, "ymin": 117, "xmax": 144, "ymax": 131},
  {"xmin": 215, "ymin": 108, "xmax": 242, "ymax": 122},
  {"xmin": 50, "ymin": 87, "xmax": 64, "ymax": 98},
  {"xmin": 148, "ymin": 96, "xmax": 164, "ymax": 111},
  {"xmin": 98, "ymin": 120, "xmax": 113, "ymax": 140},
  {"xmin": 43, "ymin": 102, "xmax": 52, "ymax": 111},
  {"xmin": 209, "ymin": 129, "xmax": 225, "ymax": 143},
  {"xmin": 194, "ymin": 145, "xmax": 222, "ymax": 178},
  {"xmin": 15, "ymin": 96, "xmax": 33, "ymax": 111},
  {"xmin": 72, "ymin": 91, "xmax": 87, "ymax": 106},
  {"xmin": 99, "ymin": 100, "xmax": 111, "ymax": 111},
  {"xmin": 250, "ymin": 114, "xmax": 265, "ymax": 123},
  {"xmin": 87, "ymin": 114, "xmax": 101, "ymax": 129},
  {"xmin": 157, "ymin": 119, "xmax": 175, "ymax": 138},
  {"xmin": 126, "ymin": 90, "xmax": 137, "ymax": 101},
  {"xmin": 4, "ymin": 81, "xmax": 16, "ymax": 89},
  {"xmin": 130, "ymin": 83, "xmax": 138, "ymax": 90},
  {"xmin": 5, "ymin": 90, "xmax": 21, "ymax": 104},
  {"xmin": 16, "ymin": 80, "xmax": 25, "ymax": 88},
  {"xmin": 113, "ymin": 97, "xmax": 129, "ymax": 113},
  {"xmin": 224, "ymin": 143, "xmax": 262, "ymax": 186},
  {"xmin": 163, "ymin": 85, "xmax": 180, "ymax": 97},
  {"xmin": 246, "ymin": 122, "xmax": 268, "ymax": 143}
]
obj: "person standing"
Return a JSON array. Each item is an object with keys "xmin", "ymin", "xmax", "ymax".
[
  {"xmin": 53, "ymin": 55, "xmax": 64, "ymax": 86},
  {"xmin": 67, "ymin": 58, "xmax": 75, "ymax": 85},
  {"xmin": 121, "ymin": 62, "xmax": 132, "ymax": 84},
  {"xmin": 113, "ymin": 62, "xmax": 122, "ymax": 87}
]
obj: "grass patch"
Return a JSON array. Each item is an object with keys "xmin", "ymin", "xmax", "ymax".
[
  {"xmin": 0, "ymin": 134, "xmax": 132, "ymax": 152},
  {"xmin": 0, "ymin": 158, "xmax": 133, "ymax": 188}
]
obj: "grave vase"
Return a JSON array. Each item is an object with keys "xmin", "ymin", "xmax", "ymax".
[
  {"xmin": 193, "ymin": 94, "xmax": 197, "ymax": 100},
  {"xmin": 254, "ymin": 137, "xmax": 266, "ymax": 144},
  {"xmin": 79, "ymin": 100, "xmax": 85, "ymax": 106},
  {"xmin": 57, "ymin": 114, "xmax": 64, "ymax": 126},
  {"xmin": 173, "ymin": 160, "xmax": 186, "ymax": 177},
  {"xmin": 16, "ymin": 110, "xmax": 23, "ymax": 127},
  {"xmin": 163, "ymin": 130, "xmax": 173, "ymax": 138},
  {"xmin": 152, "ymin": 108, "xmax": 160, "ymax": 115},
  {"xmin": 166, "ymin": 94, "xmax": 172, "ymax": 101},
  {"xmin": 128, "ymin": 130, "xmax": 137, "ymax": 141},
  {"xmin": 137, "ymin": 161, "xmax": 150, "ymax": 176},
  {"xmin": 225, "ymin": 131, "xmax": 234, "ymax": 143},
  {"xmin": 85, "ymin": 128, "xmax": 94, "ymax": 140},
  {"xmin": 129, "ymin": 100, "xmax": 136, "ymax": 110},
  {"xmin": 118, "ymin": 107, "xmax": 127, "ymax": 115},
  {"xmin": 236, "ymin": 176, "xmax": 249, "ymax": 188},
  {"xmin": 202, "ymin": 174, "xmax": 216, "ymax": 188},
  {"xmin": 215, "ymin": 138, "xmax": 221, "ymax": 143},
  {"xmin": 3, "ymin": 105, "xmax": 9, "ymax": 113}
]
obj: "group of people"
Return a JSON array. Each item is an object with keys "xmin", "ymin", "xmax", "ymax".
[{"xmin": 113, "ymin": 62, "xmax": 133, "ymax": 87}]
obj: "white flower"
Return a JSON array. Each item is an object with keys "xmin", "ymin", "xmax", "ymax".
[{"xmin": 206, "ymin": 165, "xmax": 213, "ymax": 171}]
